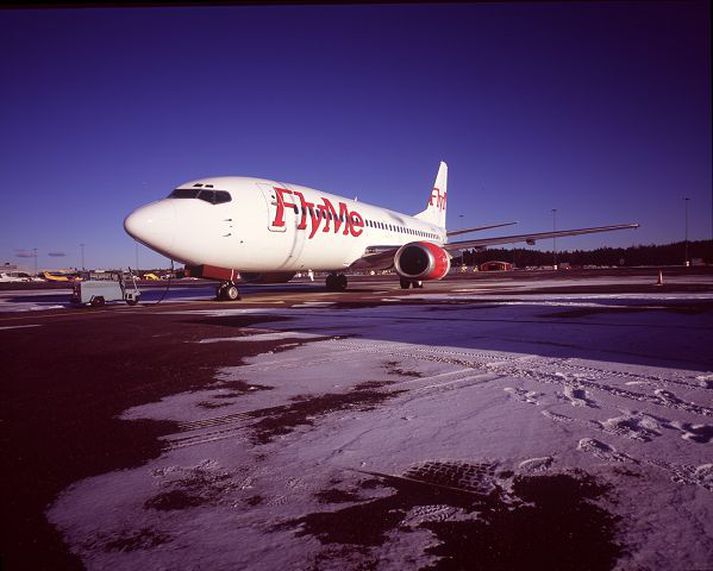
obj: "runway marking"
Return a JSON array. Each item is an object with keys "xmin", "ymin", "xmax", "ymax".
[{"xmin": 0, "ymin": 324, "xmax": 41, "ymax": 331}]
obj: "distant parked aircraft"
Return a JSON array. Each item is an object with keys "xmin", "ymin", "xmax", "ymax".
[{"xmin": 0, "ymin": 271, "xmax": 39, "ymax": 283}]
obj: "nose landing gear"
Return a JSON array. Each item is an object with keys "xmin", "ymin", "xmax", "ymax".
[{"xmin": 217, "ymin": 282, "xmax": 241, "ymax": 301}]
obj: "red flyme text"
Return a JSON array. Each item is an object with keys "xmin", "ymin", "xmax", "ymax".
[{"xmin": 271, "ymin": 187, "xmax": 364, "ymax": 239}]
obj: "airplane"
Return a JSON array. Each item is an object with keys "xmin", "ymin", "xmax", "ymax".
[{"xmin": 124, "ymin": 161, "xmax": 639, "ymax": 301}]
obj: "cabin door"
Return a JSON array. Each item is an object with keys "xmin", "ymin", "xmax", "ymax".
[{"xmin": 256, "ymin": 182, "xmax": 308, "ymax": 270}]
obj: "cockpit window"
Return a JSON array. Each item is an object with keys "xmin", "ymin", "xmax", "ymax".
[
  {"xmin": 168, "ymin": 188, "xmax": 232, "ymax": 204},
  {"xmin": 169, "ymin": 189, "xmax": 200, "ymax": 199},
  {"xmin": 211, "ymin": 191, "xmax": 232, "ymax": 204}
]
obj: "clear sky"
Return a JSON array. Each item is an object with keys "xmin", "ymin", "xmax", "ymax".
[{"xmin": 1, "ymin": 1, "xmax": 710, "ymax": 270}]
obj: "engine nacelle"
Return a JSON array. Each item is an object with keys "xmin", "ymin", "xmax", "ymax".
[{"xmin": 394, "ymin": 242, "xmax": 451, "ymax": 281}]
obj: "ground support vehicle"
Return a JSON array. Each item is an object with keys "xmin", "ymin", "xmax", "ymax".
[{"xmin": 70, "ymin": 271, "xmax": 141, "ymax": 306}]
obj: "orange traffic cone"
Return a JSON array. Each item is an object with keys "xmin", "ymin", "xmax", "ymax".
[{"xmin": 655, "ymin": 270, "xmax": 663, "ymax": 286}]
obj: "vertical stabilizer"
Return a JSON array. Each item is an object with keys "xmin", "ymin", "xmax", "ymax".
[{"xmin": 414, "ymin": 161, "xmax": 448, "ymax": 229}]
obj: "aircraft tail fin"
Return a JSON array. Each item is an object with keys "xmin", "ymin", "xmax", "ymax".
[{"xmin": 414, "ymin": 161, "xmax": 448, "ymax": 229}]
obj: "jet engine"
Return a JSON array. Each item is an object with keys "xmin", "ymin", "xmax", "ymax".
[{"xmin": 394, "ymin": 241, "xmax": 451, "ymax": 281}]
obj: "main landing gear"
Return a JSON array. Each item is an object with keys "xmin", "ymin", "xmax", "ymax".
[
  {"xmin": 216, "ymin": 281, "xmax": 241, "ymax": 301},
  {"xmin": 325, "ymin": 273, "xmax": 348, "ymax": 292},
  {"xmin": 400, "ymin": 277, "xmax": 424, "ymax": 289}
]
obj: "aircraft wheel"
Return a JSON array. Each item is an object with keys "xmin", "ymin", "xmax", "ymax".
[
  {"xmin": 224, "ymin": 284, "xmax": 240, "ymax": 301},
  {"xmin": 325, "ymin": 274, "xmax": 337, "ymax": 291},
  {"xmin": 216, "ymin": 283, "xmax": 240, "ymax": 301},
  {"xmin": 336, "ymin": 274, "xmax": 348, "ymax": 291},
  {"xmin": 399, "ymin": 277, "xmax": 411, "ymax": 289},
  {"xmin": 413, "ymin": 280, "xmax": 424, "ymax": 289}
]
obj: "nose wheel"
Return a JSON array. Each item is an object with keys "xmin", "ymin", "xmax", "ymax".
[
  {"xmin": 325, "ymin": 273, "xmax": 348, "ymax": 291},
  {"xmin": 216, "ymin": 282, "xmax": 241, "ymax": 301}
]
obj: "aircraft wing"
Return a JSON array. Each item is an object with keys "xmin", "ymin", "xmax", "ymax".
[
  {"xmin": 446, "ymin": 221, "xmax": 517, "ymax": 237},
  {"xmin": 349, "ymin": 223, "xmax": 639, "ymax": 269},
  {"xmin": 348, "ymin": 245, "xmax": 401, "ymax": 269},
  {"xmin": 443, "ymin": 223, "xmax": 640, "ymax": 252}
]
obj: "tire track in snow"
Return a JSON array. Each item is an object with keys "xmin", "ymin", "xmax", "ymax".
[
  {"xmin": 328, "ymin": 341, "xmax": 711, "ymax": 420},
  {"xmin": 164, "ymin": 337, "xmax": 712, "ymax": 456},
  {"xmin": 165, "ymin": 367, "xmax": 504, "ymax": 451}
]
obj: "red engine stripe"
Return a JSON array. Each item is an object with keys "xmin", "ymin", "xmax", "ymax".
[{"xmin": 421, "ymin": 242, "xmax": 451, "ymax": 280}]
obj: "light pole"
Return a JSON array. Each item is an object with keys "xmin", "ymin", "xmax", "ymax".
[
  {"xmin": 33, "ymin": 248, "xmax": 38, "ymax": 275},
  {"xmin": 80, "ymin": 243, "xmax": 85, "ymax": 270},
  {"xmin": 684, "ymin": 197, "xmax": 690, "ymax": 266},
  {"xmin": 135, "ymin": 242, "xmax": 140, "ymax": 272},
  {"xmin": 551, "ymin": 208, "xmax": 557, "ymax": 269}
]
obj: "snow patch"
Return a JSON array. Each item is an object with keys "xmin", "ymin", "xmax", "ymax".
[
  {"xmin": 197, "ymin": 331, "xmax": 324, "ymax": 344},
  {"xmin": 47, "ymin": 294, "xmax": 713, "ymax": 570}
]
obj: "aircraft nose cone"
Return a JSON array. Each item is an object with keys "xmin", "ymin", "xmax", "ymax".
[{"xmin": 124, "ymin": 201, "xmax": 176, "ymax": 257}]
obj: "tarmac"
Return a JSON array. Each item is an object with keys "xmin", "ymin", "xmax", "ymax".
[{"xmin": 1, "ymin": 267, "xmax": 712, "ymax": 570}]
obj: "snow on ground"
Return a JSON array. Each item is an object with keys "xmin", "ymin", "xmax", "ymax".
[{"xmin": 48, "ymin": 292, "xmax": 713, "ymax": 570}]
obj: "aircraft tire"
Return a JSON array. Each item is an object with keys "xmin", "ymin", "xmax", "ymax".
[
  {"xmin": 400, "ymin": 277, "xmax": 411, "ymax": 289},
  {"xmin": 336, "ymin": 274, "xmax": 348, "ymax": 291},
  {"xmin": 225, "ymin": 285, "xmax": 240, "ymax": 301},
  {"xmin": 413, "ymin": 280, "xmax": 424, "ymax": 289}
]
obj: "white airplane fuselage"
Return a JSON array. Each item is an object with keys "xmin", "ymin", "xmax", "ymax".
[
  {"xmin": 125, "ymin": 176, "xmax": 447, "ymax": 273},
  {"xmin": 125, "ymin": 163, "xmax": 638, "ymax": 296}
]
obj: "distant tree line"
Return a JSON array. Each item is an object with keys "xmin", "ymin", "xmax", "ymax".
[{"xmin": 457, "ymin": 240, "xmax": 713, "ymax": 268}]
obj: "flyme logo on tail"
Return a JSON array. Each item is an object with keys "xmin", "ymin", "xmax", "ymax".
[
  {"xmin": 271, "ymin": 187, "xmax": 364, "ymax": 239},
  {"xmin": 429, "ymin": 187, "xmax": 447, "ymax": 211}
]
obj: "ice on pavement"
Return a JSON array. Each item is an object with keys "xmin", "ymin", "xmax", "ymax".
[{"xmin": 48, "ymin": 292, "xmax": 713, "ymax": 570}]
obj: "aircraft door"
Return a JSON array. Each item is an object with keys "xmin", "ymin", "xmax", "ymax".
[
  {"xmin": 257, "ymin": 183, "xmax": 287, "ymax": 233},
  {"xmin": 256, "ymin": 182, "xmax": 307, "ymax": 270}
]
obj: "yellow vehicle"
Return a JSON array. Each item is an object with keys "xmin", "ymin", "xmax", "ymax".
[{"xmin": 143, "ymin": 272, "xmax": 161, "ymax": 281}]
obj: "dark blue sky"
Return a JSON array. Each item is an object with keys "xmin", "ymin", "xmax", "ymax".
[{"xmin": 1, "ymin": 2, "xmax": 710, "ymax": 270}]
